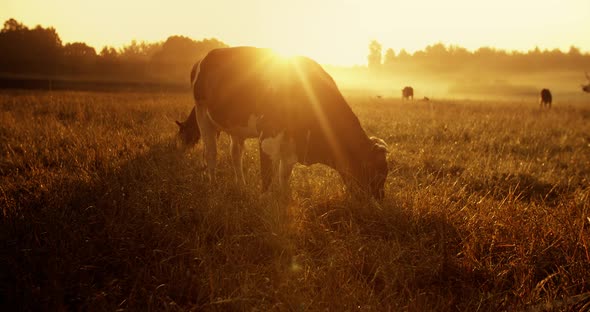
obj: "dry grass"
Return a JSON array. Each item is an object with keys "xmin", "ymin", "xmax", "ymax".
[{"xmin": 1, "ymin": 90, "xmax": 589, "ymax": 311}]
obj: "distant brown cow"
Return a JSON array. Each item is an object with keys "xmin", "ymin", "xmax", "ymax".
[
  {"xmin": 402, "ymin": 86, "xmax": 413, "ymax": 100},
  {"xmin": 540, "ymin": 88, "xmax": 552, "ymax": 108}
]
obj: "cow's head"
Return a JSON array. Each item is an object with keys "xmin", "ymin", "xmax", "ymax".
[
  {"xmin": 175, "ymin": 106, "xmax": 200, "ymax": 146},
  {"xmin": 344, "ymin": 137, "xmax": 388, "ymax": 200}
]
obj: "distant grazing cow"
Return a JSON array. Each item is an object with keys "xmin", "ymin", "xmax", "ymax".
[
  {"xmin": 402, "ymin": 86, "xmax": 413, "ymax": 100},
  {"xmin": 177, "ymin": 47, "xmax": 389, "ymax": 199},
  {"xmin": 540, "ymin": 88, "xmax": 552, "ymax": 108}
]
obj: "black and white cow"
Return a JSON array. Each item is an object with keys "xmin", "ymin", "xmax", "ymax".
[{"xmin": 177, "ymin": 47, "xmax": 389, "ymax": 199}]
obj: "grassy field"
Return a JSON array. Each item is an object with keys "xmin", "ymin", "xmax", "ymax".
[{"xmin": 1, "ymin": 90, "xmax": 589, "ymax": 311}]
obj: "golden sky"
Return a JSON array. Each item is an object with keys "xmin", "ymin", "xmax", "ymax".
[{"xmin": 2, "ymin": 0, "xmax": 589, "ymax": 65}]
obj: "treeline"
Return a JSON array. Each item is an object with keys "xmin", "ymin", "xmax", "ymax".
[
  {"xmin": 368, "ymin": 40, "xmax": 590, "ymax": 75},
  {"xmin": 0, "ymin": 19, "xmax": 227, "ymax": 84},
  {"xmin": 1, "ymin": 18, "xmax": 589, "ymax": 87}
]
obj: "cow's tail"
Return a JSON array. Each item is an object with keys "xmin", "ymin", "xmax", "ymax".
[
  {"xmin": 190, "ymin": 60, "xmax": 201, "ymax": 88},
  {"xmin": 190, "ymin": 106, "xmax": 202, "ymax": 145},
  {"xmin": 185, "ymin": 61, "xmax": 203, "ymax": 146}
]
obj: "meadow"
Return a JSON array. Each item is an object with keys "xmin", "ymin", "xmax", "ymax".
[{"xmin": 1, "ymin": 90, "xmax": 589, "ymax": 311}]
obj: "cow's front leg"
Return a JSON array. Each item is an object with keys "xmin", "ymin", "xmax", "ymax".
[
  {"xmin": 259, "ymin": 140, "xmax": 273, "ymax": 192},
  {"xmin": 279, "ymin": 159, "xmax": 295, "ymax": 194},
  {"xmin": 260, "ymin": 133, "xmax": 281, "ymax": 193},
  {"xmin": 196, "ymin": 105, "xmax": 218, "ymax": 182},
  {"xmin": 260, "ymin": 131, "xmax": 287, "ymax": 194},
  {"xmin": 278, "ymin": 137, "xmax": 297, "ymax": 194},
  {"xmin": 230, "ymin": 136, "xmax": 246, "ymax": 184}
]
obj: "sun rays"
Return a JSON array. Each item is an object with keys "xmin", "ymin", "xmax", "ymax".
[{"xmin": 290, "ymin": 57, "xmax": 347, "ymax": 167}]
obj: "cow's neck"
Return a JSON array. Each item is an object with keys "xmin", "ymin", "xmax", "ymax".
[{"xmin": 317, "ymin": 118, "xmax": 373, "ymax": 175}]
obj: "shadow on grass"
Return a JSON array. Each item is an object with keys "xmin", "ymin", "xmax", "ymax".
[
  {"xmin": 294, "ymin": 196, "xmax": 492, "ymax": 310},
  {"xmin": 392, "ymin": 158, "xmax": 563, "ymax": 205},
  {"xmin": 0, "ymin": 140, "xmax": 251, "ymax": 310},
  {"xmin": 392, "ymin": 157, "xmax": 466, "ymax": 184},
  {"xmin": 465, "ymin": 172, "xmax": 562, "ymax": 204},
  {"xmin": 2, "ymin": 141, "xmax": 519, "ymax": 311}
]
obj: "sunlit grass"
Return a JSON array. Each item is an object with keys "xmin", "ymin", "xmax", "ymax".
[{"xmin": 1, "ymin": 91, "xmax": 589, "ymax": 310}]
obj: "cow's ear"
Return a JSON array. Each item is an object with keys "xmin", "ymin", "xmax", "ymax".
[
  {"xmin": 370, "ymin": 137, "xmax": 388, "ymax": 153},
  {"xmin": 373, "ymin": 143, "xmax": 388, "ymax": 153}
]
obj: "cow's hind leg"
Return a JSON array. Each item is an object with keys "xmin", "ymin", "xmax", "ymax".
[
  {"xmin": 260, "ymin": 130, "xmax": 298, "ymax": 197},
  {"xmin": 196, "ymin": 105, "xmax": 218, "ymax": 182},
  {"xmin": 279, "ymin": 159, "xmax": 295, "ymax": 193},
  {"xmin": 278, "ymin": 138, "xmax": 297, "ymax": 193},
  {"xmin": 260, "ymin": 131, "xmax": 286, "ymax": 193},
  {"xmin": 230, "ymin": 135, "xmax": 246, "ymax": 184},
  {"xmin": 260, "ymin": 140, "xmax": 273, "ymax": 192}
]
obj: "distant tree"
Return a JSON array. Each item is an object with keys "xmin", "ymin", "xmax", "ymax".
[
  {"xmin": 422, "ymin": 43, "xmax": 450, "ymax": 70},
  {"xmin": 95, "ymin": 46, "xmax": 120, "ymax": 77},
  {"xmin": 0, "ymin": 19, "xmax": 62, "ymax": 74},
  {"xmin": 150, "ymin": 36, "xmax": 227, "ymax": 82},
  {"xmin": 139, "ymin": 41, "xmax": 163, "ymax": 59},
  {"xmin": 448, "ymin": 45, "xmax": 469, "ymax": 58},
  {"xmin": 99, "ymin": 46, "xmax": 118, "ymax": 59},
  {"xmin": 397, "ymin": 49, "xmax": 410, "ymax": 61},
  {"xmin": 412, "ymin": 49, "xmax": 426, "ymax": 60},
  {"xmin": 568, "ymin": 46, "xmax": 582, "ymax": 56},
  {"xmin": 474, "ymin": 46, "xmax": 497, "ymax": 57},
  {"xmin": 368, "ymin": 40, "xmax": 382, "ymax": 70},
  {"xmin": 120, "ymin": 40, "xmax": 144, "ymax": 61},
  {"xmin": 64, "ymin": 42, "xmax": 96, "ymax": 58},
  {"xmin": 530, "ymin": 46, "xmax": 542, "ymax": 55},
  {"xmin": 196, "ymin": 38, "xmax": 227, "ymax": 60},
  {"xmin": 2, "ymin": 18, "xmax": 26, "ymax": 32},
  {"xmin": 424, "ymin": 42, "xmax": 448, "ymax": 58},
  {"xmin": 29, "ymin": 26, "xmax": 63, "ymax": 72},
  {"xmin": 151, "ymin": 36, "xmax": 227, "ymax": 64},
  {"xmin": 152, "ymin": 36, "xmax": 198, "ymax": 65},
  {"xmin": 383, "ymin": 48, "xmax": 396, "ymax": 66},
  {"xmin": 63, "ymin": 42, "xmax": 97, "ymax": 74}
]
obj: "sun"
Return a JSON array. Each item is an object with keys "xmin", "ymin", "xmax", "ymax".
[{"xmin": 270, "ymin": 43, "xmax": 306, "ymax": 60}]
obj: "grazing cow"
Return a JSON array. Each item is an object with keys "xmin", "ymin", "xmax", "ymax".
[
  {"xmin": 540, "ymin": 88, "xmax": 552, "ymax": 108},
  {"xmin": 177, "ymin": 47, "xmax": 389, "ymax": 199},
  {"xmin": 402, "ymin": 86, "xmax": 413, "ymax": 100}
]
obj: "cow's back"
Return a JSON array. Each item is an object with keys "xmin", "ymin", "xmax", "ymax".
[
  {"xmin": 193, "ymin": 47, "xmax": 368, "ymax": 164},
  {"xmin": 193, "ymin": 47, "xmax": 278, "ymax": 129}
]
